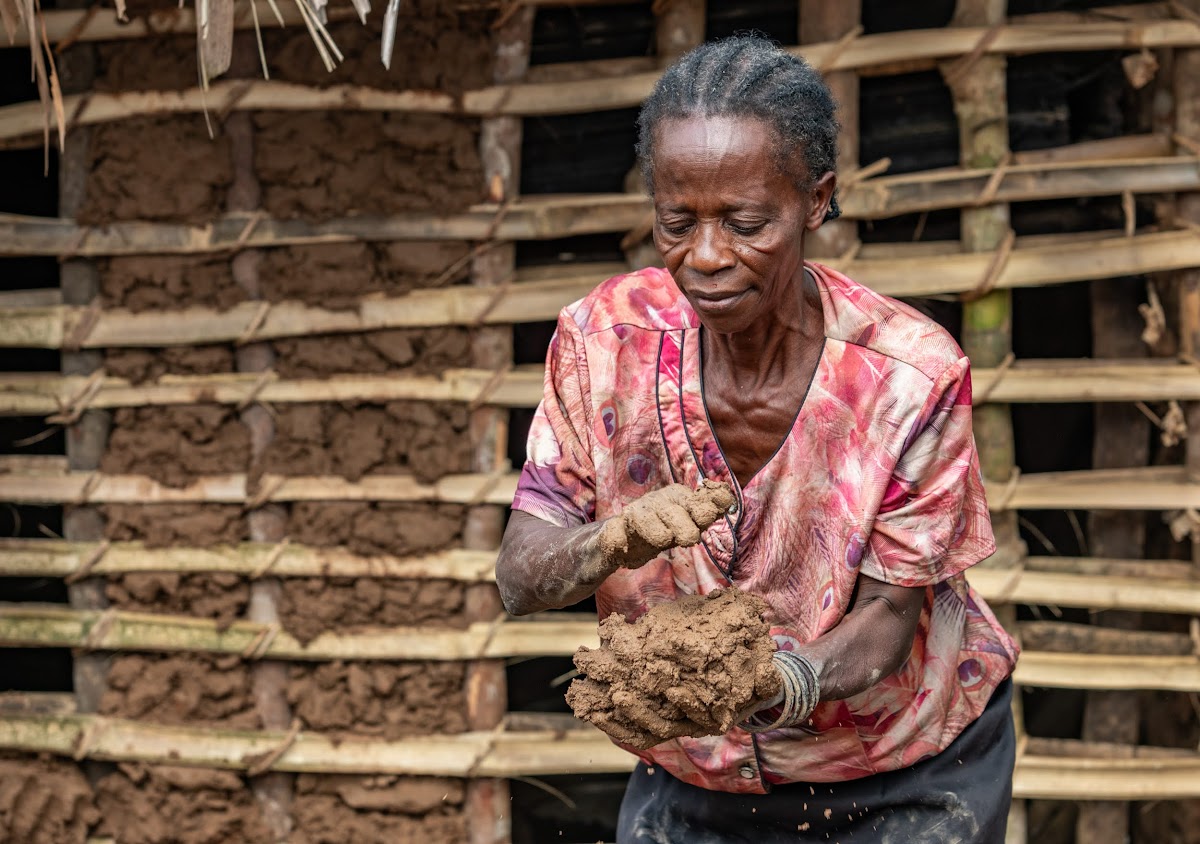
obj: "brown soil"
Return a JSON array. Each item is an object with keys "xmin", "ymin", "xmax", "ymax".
[
  {"xmin": 287, "ymin": 661, "xmax": 467, "ymax": 738},
  {"xmin": 286, "ymin": 500, "xmax": 464, "ymax": 557},
  {"xmin": 100, "ymin": 653, "xmax": 260, "ymax": 729},
  {"xmin": 257, "ymin": 241, "xmax": 472, "ymax": 308},
  {"xmin": 258, "ymin": 402, "xmax": 471, "ymax": 483},
  {"xmin": 1136, "ymin": 691, "xmax": 1200, "ymax": 843},
  {"xmin": 567, "ymin": 588, "xmax": 781, "ymax": 750},
  {"xmin": 102, "ymin": 406, "xmax": 250, "ymax": 487},
  {"xmin": 95, "ymin": 33, "xmax": 197, "ymax": 91},
  {"xmin": 272, "ymin": 327, "xmax": 472, "ymax": 378},
  {"xmin": 253, "ymin": 112, "xmax": 481, "ymax": 220},
  {"xmin": 79, "ymin": 117, "xmax": 232, "ymax": 224},
  {"xmin": 95, "ymin": 764, "xmax": 272, "ymax": 844},
  {"xmin": 291, "ymin": 774, "xmax": 465, "ymax": 844},
  {"xmin": 0, "ymin": 755, "xmax": 98, "ymax": 844},
  {"xmin": 264, "ymin": 0, "xmax": 494, "ymax": 92},
  {"xmin": 280, "ymin": 575, "xmax": 466, "ymax": 644},
  {"xmin": 103, "ymin": 504, "xmax": 248, "ymax": 547},
  {"xmin": 105, "ymin": 572, "xmax": 249, "ymax": 627},
  {"xmin": 106, "ymin": 346, "xmax": 236, "ymax": 384},
  {"xmin": 99, "ymin": 256, "xmax": 242, "ymax": 313}
]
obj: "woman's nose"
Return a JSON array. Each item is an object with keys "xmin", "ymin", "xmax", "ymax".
[{"xmin": 686, "ymin": 223, "xmax": 735, "ymax": 274}]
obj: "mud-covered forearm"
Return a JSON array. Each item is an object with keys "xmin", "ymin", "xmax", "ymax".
[
  {"xmin": 796, "ymin": 574, "xmax": 925, "ymax": 701},
  {"xmin": 495, "ymin": 512, "xmax": 617, "ymax": 616}
]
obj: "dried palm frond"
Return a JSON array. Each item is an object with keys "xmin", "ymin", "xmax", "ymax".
[{"xmin": 381, "ymin": 0, "xmax": 400, "ymax": 68}]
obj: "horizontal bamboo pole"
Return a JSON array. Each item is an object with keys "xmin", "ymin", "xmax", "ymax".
[
  {"xmin": 984, "ymin": 465, "xmax": 1200, "ymax": 511},
  {"xmin": 1, "ymin": 21, "xmax": 1198, "ymax": 138},
  {"xmin": 4, "ymin": 605, "xmax": 1198, "ymax": 690},
  {"xmin": 968, "ymin": 566, "xmax": 1200, "ymax": 614},
  {"xmin": 1, "ymin": 711, "xmax": 1198, "ymax": 798},
  {"xmin": 6, "ymin": 359, "xmax": 1200, "ymax": 414},
  {"xmin": 0, "ymin": 539, "xmax": 498, "ymax": 580},
  {"xmin": 0, "ymin": 458, "xmax": 518, "ymax": 505}
]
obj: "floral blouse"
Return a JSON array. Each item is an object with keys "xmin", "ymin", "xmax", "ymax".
[{"xmin": 512, "ymin": 261, "xmax": 1019, "ymax": 794}]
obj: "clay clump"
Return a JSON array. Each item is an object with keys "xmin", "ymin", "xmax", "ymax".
[{"xmin": 567, "ymin": 588, "xmax": 782, "ymax": 750}]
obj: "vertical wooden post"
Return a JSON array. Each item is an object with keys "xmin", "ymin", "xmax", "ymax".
[
  {"xmin": 1178, "ymin": 6, "xmax": 1200, "ymax": 546},
  {"xmin": 654, "ymin": 0, "xmax": 705, "ymax": 63},
  {"xmin": 940, "ymin": 2, "xmax": 1024, "ymax": 842},
  {"xmin": 800, "ymin": 0, "xmax": 860, "ymax": 260},
  {"xmin": 57, "ymin": 25, "xmax": 110, "ymax": 720},
  {"xmin": 464, "ymin": 9, "xmax": 534, "ymax": 844},
  {"xmin": 228, "ymin": 43, "xmax": 292, "ymax": 844}
]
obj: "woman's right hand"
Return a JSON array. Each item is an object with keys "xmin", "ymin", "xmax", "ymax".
[{"xmin": 597, "ymin": 480, "xmax": 736, "ymax": 570}]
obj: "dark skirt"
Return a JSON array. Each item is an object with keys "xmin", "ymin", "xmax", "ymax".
[{"xmin": 617, "ymin": 679, "xmax": 1015, "ymax": 844}]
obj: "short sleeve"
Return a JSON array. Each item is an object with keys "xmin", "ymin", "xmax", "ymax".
[
  {"xmin": 511, "ymin": 309, "xmax": 597, "ymax": 528},
  {"xmin": 860, "ymin": 358, "xmax": 996, "ymax": 587}
]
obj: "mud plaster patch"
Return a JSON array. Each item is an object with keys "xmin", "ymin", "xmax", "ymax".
[
  {"xmin": 0, "ymin": 755, "xmax": 98, "ymax": 844},
  {"xmin": 272, "ymin": 327, "xmax": 472, "ymax": 378},
  {"xmin": 253, "ymin": 113, "xmax": 481, "ymax": 220},
  {"xmin": 287, "ymin": 661, "xmax": 467, "ymax": 738},
  {"xmin": 100, "ymin": 653, "xmax": 260, "ymax": 729},
  {"xmin": 285, "ymin": 501, "xmax": 465, "ymax": 558},
  {"xmin": 79, "ymin": 117, "xmax": 231, "ymax": 224},
  {"xmin": 95, "ymin": 33, "xmax": 196, "ymax": 91},
  {"xmin": 102, "ymin": 504, "xmax": 248, "ymax": 547},
  {"xmin": 102, "ymin": 405, "xmax": 250, "ymax": 487},
  {"xmin": 568, "ymin": 588, "xmax": 781, "ymax": 750},
  {"xmin": 106, "ymin": 346, "xmax": 236, "ymax": 384},
  {"xmin": 99, "ymin": 256, "xmax": 241, "ymax": 313},
  {"xmin": 105, "ymin": 571, "xmax": 249, "ymax": 627},
  {"xmin": 257, "ymin": 402, "xmax": 471, "ymax": 484},
  {"xmin": 95, "ymin": 764, "xmax": 271, "ymax": 844},
  {"xmin": 280, "ymin": 575, "xmax": 467, "ymax": 644},
  {"xmin": 291, "ymin": 774, "xmax": 465, "ymax": 844}
]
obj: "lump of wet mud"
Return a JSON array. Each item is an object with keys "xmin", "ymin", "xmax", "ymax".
[
  {"xmin": 106, "ymin": 346, "xmax": 236, "ymax": 384},
  {"xmin": 102, "ymin": 406, "xmax": 250, "ymax": 488},
  {"xmin": 100, "ymin": 653, "xmax": 260, "ymax": 729},
  {"xmin": 95, "ymin": 764, "xmax": 272, "ymax": 844},
  {"xmin": 285, "ymin": 501, "xmax": 464, "ymax": 557},
  {"xmin": 272, "ymin": 328, "xmax": 472, "ymax": 378},
  {"xmin": 280, "ymin": 576, "xmax": 466, "ymax": 644},
  {"xmin": 257, "ymin": 402, "xmax": 471, "ymax": 483},
  {"xmin": 105, "ymin": 572, "xmax": 249, "ymax": 627},
  {"xmin": 291, "ymin": 774, "xmax": 465, "ymax": 844},
  {"xmin": 253, "ymin": 113, "xmax": 481, "ymax": 220},
  {"xmin": 99, "ymin": 256, "xmax": 242, "ymax": 313},
  {"xmin": 0, "ymin": 755, "xmax": 98, "ymax": 844},
  {"xmin": 103, "ymin": 504, "xmax": 248, "ymax": 547},
  {"xmin": 567, "ymin": 589, "xmax": 782, "ymax": 750},
  {"xmin": 79, "ymin": 117, "xmax": 231, "ymax": 224},
  {"xmin": 287, "ymin": 661, "xmax": 467, "ymax": 738}
]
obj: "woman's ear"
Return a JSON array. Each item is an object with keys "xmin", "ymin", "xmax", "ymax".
[{"xmin": 806, "ymin": 171, "xmax": 837, "ymax": 230}]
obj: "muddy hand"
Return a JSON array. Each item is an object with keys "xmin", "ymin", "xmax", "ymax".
[{"xmin": 596, "ymin": 480, "xmax": 736, "ymax": 569}]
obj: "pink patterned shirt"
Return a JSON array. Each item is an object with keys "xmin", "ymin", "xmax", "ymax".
[{"xmin": 513, "ymin": 262, "xmax": 1019, "ymax": 793}]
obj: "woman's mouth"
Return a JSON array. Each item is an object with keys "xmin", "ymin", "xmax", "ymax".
[{"xmin": 691, "ymin": 289, "xmax": 750, "ymax": 314}]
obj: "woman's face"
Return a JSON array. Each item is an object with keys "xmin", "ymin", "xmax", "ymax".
[{"xmin": 651, "ymin": 115, "xmax": 835, "ymax": 335}]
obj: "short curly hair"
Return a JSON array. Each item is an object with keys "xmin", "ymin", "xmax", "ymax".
[{"xmin": 636, "ymin": 35, "xmax": 842, "ymax": 221}]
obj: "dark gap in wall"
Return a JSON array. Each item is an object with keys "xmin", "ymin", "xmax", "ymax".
[
  {"xmin": 0, "ymin": 648, "xmax": 75, "ymax": 692},
  {"xmin": 0, "ymin": 416, "xmax": 66, "ymax": 455},
  {"xmin": 529, "ymin": 2, "xmax": 655, "ymax": 65},
  {"xmin": 0, "ymin": 504, "xmax": 62, "ymax": 540},
  {"xmin": 860, "ymin": 209, "xmax": 962, "ymax": 244},
  {"xmin": 860, "ymin": 71, "xmax": 959, "ymax": 175},
  {"xmin": 706, "ymin": 0, "xmax": 798, "ymax": 45},
  {"xmin": 511, "ymin": 774, "xmax": 630, "ymax": 844},
  {"xmin": 521, "ymin": 108, "xmax": 641, "ymax": 195},
  {"xmin": 516, "ymin": 233, "xmax": 628, "ymax": 267},
  {"xmin": 508, "ymin": 656, "xmax": 577, "ymax": 713},
  {"xmin": 1006, "ymin": 0, "xmax": 1159, "ymax": 18},
  {"xmin": 1009, "ymin": 51, "xmax": 1136, "ymax": 151},
  {"xmin": 861, "ymin": 0, "xmax": 953, "ymax": 34}
]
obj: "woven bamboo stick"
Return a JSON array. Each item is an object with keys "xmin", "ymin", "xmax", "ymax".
[
  {"xmin": 0, "ymin": 711, "xmax": 1198, "ymax": 798},
  {"xmin": 7, "ymin": 360, "xmax": 1200, "ymax": 415},
  {"xmin": 0, "ymin": 539, "xmax": 498, "ymax": 580}
]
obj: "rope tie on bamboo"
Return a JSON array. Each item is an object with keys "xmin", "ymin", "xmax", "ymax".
[
  {"xmin": 940, "ymin": 23, "xmax": 1004, "ymax": 88},
  {"xmin": 62, "ymin": 298, "xmax": 103, "ymax": 353},
  {"xmin": 1140, "ymin": 283, "xmax": 1167, "ymax": 347},
  {"xmin": 1173, "ymin": 132, "xmax": 1200, "ymax": 157},
  {"xmin": 241, "ymin": 621, "xmax": 282, "ymax": 660},
  {"xmin": 974, "ymin": 352, "xmax": 1016, "ymax": 405},
  {"xmin": 245, "ymin": 717, "xmax": 303, "ymax": 777},
  {"xmin": 471, "ymin": 271, "xmax": 516, "ymax": 327},
  {"xmin": 973, "ymin": 152, "xmax": 1011, "ymax": 208},
  {"xmin": 991, "ymin": 468, "xmax": 1022, "ymax": 513},
  {"xmin": 467, "ymin": 469, "xmax": 509, "ymax": 507},
  {"xmin": 66, "ymin": 539, "xmax": 111, "ymax": 584},
  {"xmin": 992, "ymin": 561, "xmax": 1026, "ymax": 605},
  {"xmin": 236, "ymin": 301, "xmax": 272, "ymax": 346},
  {"xmin": 236, "ymin": 369, "xmax": 276, "ymax": 411},
  {"xmin": 57, "ymin": 225, "xmax": 93, "ymax": 263},
  {"xmin": 55, "ymin": 5, "xmax": 102, "ymax": 54},
  {"xmin": 63, "ymin": 92, "xmax": 93, "ymax": 137},
  {"xmin": 740, "ymin": 650, "xmax": 821, "ymax": 733},
  {"xmin": 837, "ymin": 158, "xmax": 891, "ymax": 213},
  {"xmin": 48, "ymin": 369, "xmax": 106, "ymax": 426},
  {"xmin": 959, "ymin": 229, "xmax": 1016, "ymax": 304},
  {"xmin": 492, "ymin": 0, "xmax": 526, "ymax": 29},
  {"xmin": 1135, "ymin": 399, "xmax": 1187, "ymax": 447},
  {"xmin": 250, "ymin": 538, "xmax": 291, "ymax": 580},
  {"xmin": 813, "ymin": 25, "xmax": 864, "ymax": 74},
  {"xmin": 226, "ymin": 209, "xmax": 268, "ymax": 255},
  {"xmin": 82, "ymin": 607, "xmax": 118, "ymax": 650},
  {"xmin": 244, "ymin": 474, "xmax": 286, "ymax": 511},
  {"xmin": 74, "ymin": 471, "xmax": 102, "ymax": 506},
  {"xmin": 1168, "ymin": 508, "xmax": 1200, "ymax": 543},
  {"xmin": 71, "ymin": 717, "xmax": 107, "ymax": 762},
  {"xmin": 466, "ymin": 720, "xmax": 507, "ymax": 780},
  {"xmin": 217, "ymin": 79, "xmax": 258, "ymax": 123},
  {"xmin": 468, "ymin": 364, "xmax": 513, "ymax": 411}
]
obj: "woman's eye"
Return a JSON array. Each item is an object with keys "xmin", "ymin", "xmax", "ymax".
[
  {"xmin": 728, "ymin": 221, "xmax": 765, "ymax": 235},
  {"xmin": 660, "ymin": 221, "xmax": 693, "ymax": 236}
]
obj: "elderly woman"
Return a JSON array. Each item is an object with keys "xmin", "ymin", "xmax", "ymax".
[{"xmin": 496, "ymin": 35, "xmax": 1019, "ymax": 843}]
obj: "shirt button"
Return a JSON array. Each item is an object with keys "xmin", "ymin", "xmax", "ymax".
[{"xmin": 738, "ymin": 764, "xmax": 755, "ymax": 780}]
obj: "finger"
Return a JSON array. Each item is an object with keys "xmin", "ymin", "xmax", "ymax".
[
  {"xmin": 694, "ymin": 479, "xmax": 736, "ymax": 514},
  {"xmin": 683, "ymin": 494, "xmax": 723, "ymax": 529},
  {"xmin": 656, "ymin": 503, "xmax": 702, "ymax": 546},
  {"xmin": 625, "ymin": 505, "xmax": 674, "ymax": 552}
]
